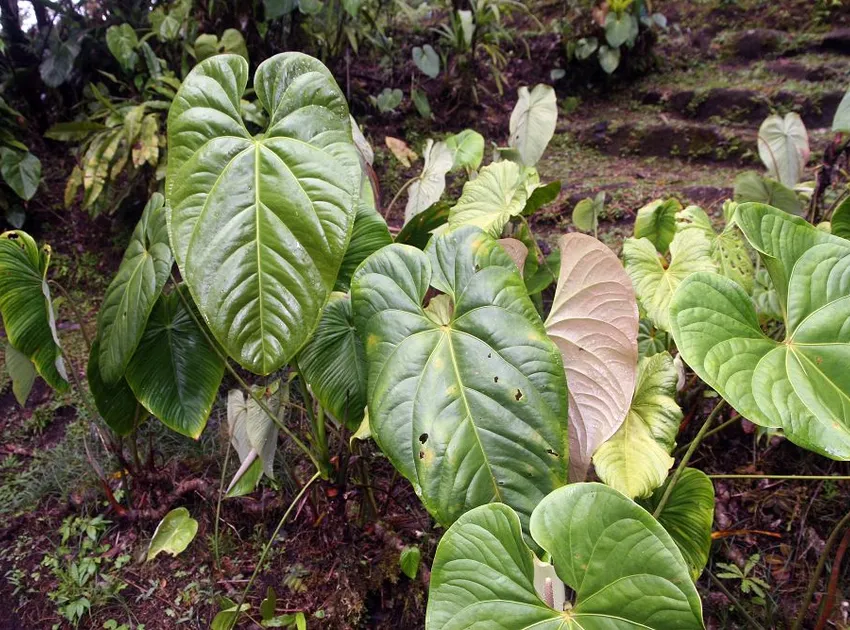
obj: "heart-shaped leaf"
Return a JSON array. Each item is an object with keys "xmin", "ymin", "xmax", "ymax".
[
  {"xmin": 426, "ymin": 483, "xmax": 704, "ymax": 630},
  {"xmin": 594, "ymin": 352, "xmax": 681, "ymax": 498},
  {"xmin": 0, "ymin": 231, "xmax": 67, "ymax": 390},
  {"xmin": 571, "ymin": 192, "xmax": 604, "ymax": 233},
  {"xmin": 352, "ymin": 226, "xmax": 568, "ymax": 531},
  {"xmin": 166, "ymin": 53, "xmax": 360, "ymax": 375},
  {"xmin": 0, "ymin": 149, "xmax": 41, "ymax": 201},
  {"xmin": 575, "ymin": 36, "xmax": 598, "ymax": 60},
  {"xmin": 733, "ymin": 171, "xmax": 803, "ymax": 216},
  {"xmin": 544, "ymin": 233, "xmax": 638, "ymax": 481},
  {"xmin": 676, "ymin": 205, "xmax": 754, "ymax": 293},
  {"xmin": 147, "ymin": 507, "xmax": 198, "ymax": 561},
  {"xmin": 598, "ymin": 44, "xmax": 620, "ymax": 74},
  {"xmin": 298, "ymin": 293, "xmax": 366, "ymax": 430},
  {"xmin": 412, "ymin": 44, "xmax": 440, "ymax": 79},
  {"xmin": 635, "ymin": 198, "xmax": 681, "ymax": 254},
  {"xmin": 757, "ymin": 113, "xmax": 810, "ymax": 188},
  {"xmin": 87, "ymin": 336, "xmax": 139, "ymax": 435},
  {"xmin": 445, "ymin": 129, "xmax": 484, "ymax": 173},
  {"xmin": 446, "ymin": 161, "xmax": 536, "ymax": 237},
  {"xmin": 405, "ymin": 139, "xmax": 453, "ymax": 223},
  {"xmin": 5, "ymin": 342, "xmax": 36, "ymax": 407},
  {"xmin": 670, "ymin": 228, "xmax": 850, "ymax": 458},
  {"xmin": 509, "ymin": 85, "xmax": 557, "ymax": 167},
  {"xmin": 624, "ymin": 229, "xmax": 715, "ymax": 332},
  {"xmin": 125, "ymin": 287, "xmax": 225, "ymax": 438},
  {"xmin": 97, "ymin": 193, "xmax": 173, "ymax": 383},
  {"xmin": 642, "ymin": 468, "xmax": 715, "ymax": 581},
  {"xmin": 605, "ymin": 11, "xmax": 636, "ymax": 47}
]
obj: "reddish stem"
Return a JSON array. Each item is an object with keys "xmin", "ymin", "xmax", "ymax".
[{"xmin": 814, "ymin": 526, "xmax": 850, "ymax": 630}]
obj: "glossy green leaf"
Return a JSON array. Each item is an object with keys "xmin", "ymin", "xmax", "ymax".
[
  {"xmin": 508, "ymin": 85, "xmax": 557, "ymax": 167},
  {"xmin": 335, "ymin": 182, "xmax": 392, "ymax": 292},
  {"xmin": 166, "ymin": 53, "xmax": 360, "ymax": 375},
  {"xmin": 125, "ymin": 288, "xmax": 225, "ymax": 438},
  {"xmin": 298, "ymin": 293, "xmax": 366, "ymax": 430},
  {"xmin": 97, "ymin": 193, "xmax": 172, "ymax": 383},
  {"xmin": 87, "ymin": 336, "xmax": 139, "ymax": 435},
  {"xmin": 447, "ymin": 161, "xmax": 536, "ymax": 237},
  {"xmin": 147, "ymin": 507, "xmax": 198, "ymax": 560},
  {"xmin": 594, "ymin": 352, "xmax": 682, "ymax": 499},
  {"xmin": 395, "ymin": 200, "xmax": 450, "ymax": 249},
  {"xmin": 5, "ymin": 342, "xmax": 35, "ymax": 407},
  {"xmin": 0, "ymin": 231, "xmax": 67, "ymax": 390},
  {"xmin": 676, "ymin": 204, "xmax": 754, "ymax": 293},
  {"xmin": 734, "ymin": 171, "xmax": 802, "ymax": 216},
  {"xmin": 753, "ymin": 267, "xmax": 782, "ymax": 322},
  {"xmin": 400, "ymin": 546, "xmax": 421, "ymax": 579},
  {"xmin": 445, "ymin": 129, "xmax": 484, "ymax": 172},
  {"xmin": 831, "ymin": 197, "xmax": 850, "ymax": 240},
  {"xmin": 106, "ymin": 24, "xmax": 139, "ymax": 71},
  {"xmin": 544, "ymin": 233, "xmax": 638, "ymax": 481},
  {"xmin": 352, "ymin": 226, "xmax": 568, "ymax": 531},
  {"xmin": 523, "ymin": 180, "xmax": 561, "ymax": 216},
  {"xmin": 194, "ymin": 34, "xmax": 219, "ymax": 61},
  {"xmin": 220, "ymin": 29, "xmax": 249, "ymax": 60},
  {"xmin": 643, "ymin": 468, "xmax": 714, "ymax": 581},
  {"xmin": 635, "ymin": 198, "xmax": 681, "ymax": 254},
  {"xmin": 757, "ymin": 113, "xmax": 809, "ymax": 188},
  {"xmin": 624, "ymin": 229, "xmax": 715, "ymax": 332},
  {"xmin": 405, "ymin": 139, "xmax": 453, "ymax": 223},
  {"xmin": 412, "ymin": 44, "xmax": 440, "ymax": 78},
  {"xmin": 0, "ymin": 149, "xmax": 41, "ymax": 201},
  {"xmin": 670, "ymin": 236, "xmax": 850, "ymax": 459},
  {"xmin": 426, "ymin": 484, "xmax": 703, "ymax": 630}
]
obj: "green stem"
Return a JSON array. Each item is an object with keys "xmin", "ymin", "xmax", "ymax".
[
  {"xmin": 710, "ymin": 475, "xmax": 850, "ymax": 481},
  {"xmin": 653, "ymin": 400, "xmax": 725, "ymax": 519},
  {"xmin": 169, "ymin": 275, "xmax": 322, "ymax": 473},
  {"xmin": 213, "ymin": 439, "xmax": 232, "ymax": 571},
  {"xmin": 315, "ymin": 404, "xmax": 330, "ymax": 474},
  {"xmin": 706, "ymin": 569, "xmax": 766, "ymax": 630},
  {"xmin": 673, "ymin": 415, "xmax": 739, "ymax": 456},
  {"xmin": 792, "ymin": 508, "xmax": 850, "ymax": 630},
  {"xmin": 229, "ymin": 470, "xmax": 322, "ymax": 629},
  {"xmin": 384, "ymin": 177, "xmax": 416, "ymax": 218}
]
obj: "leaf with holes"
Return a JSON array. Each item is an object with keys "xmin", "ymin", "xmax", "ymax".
[
  {"xmin": 352, "ymin": 226, "xmax": 568, "ymax": 532},
  {"xmin": 594, "ymin": 352, "xmax": 681, "ymax": 498},
  {"xmin": 757, "ymin": 113, "xmax": 810, "ymax": 188},
  {"xmin": 642, "ymin": 468, "xmax": 715, "ymax": 580},
  {"xmin": 508, "ymin": 85, "xmax": 557, "ymax": 167},
  {"xmin": 426, "ymin": 484, "xmax": 704, "ymax": 630},
  {"xmin": 624, "ymin": 229, "xmax": 715, "ymax": 332},
  {"xmin": 97, "ymin": 193, "xmax": 172, "ymax": 383},
  {"xmin": 125, "ymin": 287, "xmax": 225, "ymax": 438},
  {"xmin": 544, "ymin": 233, "xmax": 638, "ymax": 481},
  {"xmin": 670, "ymin": 211, "xmax": 850, "ymax": 458},
  {"xmin": 0, "ymin": 231, "xmax": 67, "ymax": 390},
  {"xmin": 166, "ymin": 53, "xmax": 360, "ymax": 375}
]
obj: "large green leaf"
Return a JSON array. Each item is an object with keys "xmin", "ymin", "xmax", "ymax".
[
  {"xmin": 87, "ymin": 336, "xmax": 139, "ymax": 435},
  {"xmin": 635, "ymin": 198, "xmax": 680, "ymax": 254},
  {"xmin": 624, "ymin": 229, "xmax": 715, "ymax": 332},
  {"xmin": 335, "ymin": 181, "xmax": 392, "ymax": 292},
  {"xmin": 166, "ymin": 53, "xmax": 360, "ymax": 375},
  {"xmin": 643, "ymin": 468, "xmax": 714, "ymax": 581},
  {"xmin": 446, "ymin": 161, "xmax": 536, "ymax": 237},
  {"xmin": 298, "ymin": 293, "xmax": 366, "ymax": 430},
  {"xmin": 0, "ymin": 149, "xmax": 41, "ymax": 201},
  {"xmin": 352, "ymin": 226, "xmax": 568, "ymax": 531},
  {"xmin": 676, "ymin": 205, "xmax": 754, "ymax": 293},
  {"xmin": 426, "ymin": 484, "xmax": 704, "ymax": 630},
  {"xmin": 670, "ymin": 239, "xmax": 850, "ymax": 458},
  {"xmin": 0, "ymin": 231, "xmax": 67, "ymax": 390},
  {"xmin": 544, "ymin": 233, "xmax": 638, "ymax": 481},
  {"xmin": 508, "ymin": 85, "xmax": 557, "ymax": 167},
  {"xmin": 97, "ymin": 193, "xmax": 173, "ymax": 383},
  {"xmin": 757, "ymin": 113, "xmax": 809, "ymax": 188},
  {"xmin": 733, "ymin": 171, "xmax": 802, "ymax": 216},
  {"xmin": 125, "ymin": 288, "xmax": 225, "ymax": 438},
  {"xmin": 594, "ymin": 352, "xmax": 681, "ymax": 499}
]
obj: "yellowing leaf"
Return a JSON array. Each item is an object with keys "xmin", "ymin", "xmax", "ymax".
[
  {"xmin": 147, "ymin": 507, "xmax": 198, "ymax": 561},
  {"xmin": 385, "ymin": 136, "xmax": 418, "ymax": 167}
]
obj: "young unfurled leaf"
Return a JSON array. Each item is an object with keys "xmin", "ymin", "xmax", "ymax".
[
  {"xmin": 97, "ymin": 193, "xmax": 172, "ymax": 383},
  {"xmin": 508, "ymin": 85, "xmax": 557, "ymax": 167},
  {"xmin": 497, "ymin": 238, "xmax": 528, "ymax": 274},
  {"xmin": 544, "ymin": 233, "xmax": 638, "ymax": 481},
  {"xmin": 638, "ymin": 318, "xmax": 668, "ymax": 357},
  {"xmin": 757, "ymin": 113, "xmax": 810, "ymax": 188},
  {"xmin": 405, "ymin": 140, "xmax": 453, "ymax": 223},
  {"xmin": 624, "ymin": 229, "xmax": 715, "ymax": 331},
  {"xmin": 635, "ymin": 198, "xmax": 681, "ymax": 254},
  {"xmin": 0, "ymin": 231, "xmax": 68, "ymax": 390},
  {"xmin": 352, "ymin": 227, "xmax": 568, "ymax": 532},
  {"xmin": 426, "ymin": 484, "xmax": 703, "ymax": 630},
  {"xmin": 166, "ymin": 53, "xmax": 360, "ymax": 375},
  {"xmin": 147, "ymin": 507, "xmax": 198, "ymax": 561},
  {"xmin": 594, "ymin": 352, "xmax": 682, "ymax": 498},
  {"xmin": 642, "ymin": 468, "xmax": 715, "ymax": 581}
]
